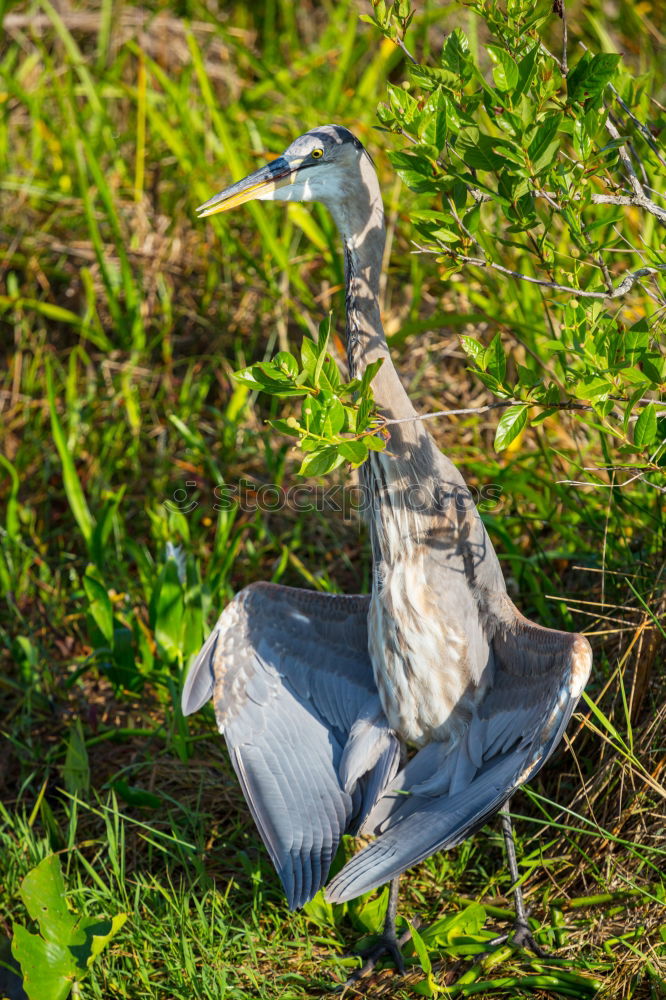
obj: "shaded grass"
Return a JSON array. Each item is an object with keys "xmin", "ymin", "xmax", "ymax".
[{"xmin": 1, "ymin": 0, "xmax": 665, "ymax": 997}]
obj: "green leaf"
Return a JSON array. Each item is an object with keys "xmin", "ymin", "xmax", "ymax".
[
  {"xmin": 112, "ymin": 780, "xmax": 162, "ymax": 809},
  {"xmin": 457, "ymin": 129, "xmax": 512, "ymax": 171},
  {"xmin": 567, "ymin": 52, "xmax": 621, "ymax": 104},
  {"xmin": 420, "ymin": 903, "xmax": 486, "ymax": 947},
  {"xmin": 154, "ymin": 559, "xmax": 184, "ymax": 661},
  {"xmin": 273, "ymin": 351, "xmax": 298, "ymax": 378},
  {"xmin": 459, "ymin": 335, "xmax": 485, "ymax": 364},
  {"xmin": 623, "ymin": 387, "xmax": 649, "ymax": 434},
  {"xmin": 483, "ymin": 333, "xmax": 507, "ymax": 382},
  {"xmin": 388, "ymin": 149, "xmax": 437, "ymax": 192},
  {"xmin": 46, "ymin": 361, "xmax": 95, "ymax": 552},
  {"xmin": 410, "ymin": 921, "xmax": 432, "ymax": 976},
  {"xmin": 232, "ymin": 364, "xmax": 304, "ymax": 396},
  {"xmin": 386, "ymin": 83, "xmax": 419, "ymax": 123},
  {"xmin": 75, "ymin": 913, "xmax": 127, "ymax": 969},
  {"xmin": 463, "ymin": 203, "xmax": 481, "ymax": 233},
  {"xmin": 314, "ymin": 316, "xmax": 331, "ymax": 386},
  {"xmin": 441, "ymin": 28, "xmax": 471, "ymax": 80},
  {"xmin": 514, "ymin": 45, "xmax": 539, "ymax": 99},
  {"xmin": 527, "ymin": 115, "xmax": 560, "ymax": 174},
  {"xmin": 574, "ymin": 375, "xmax": 614, "ymax": 401},
  {"xmin": 303, "ymin": 395, "xmax": 326, "ymax": 434},
  {"xmin": 90, "ymin": 486, "xmax": 126, "ymax": 568},
  {"xmin": 624, "ymin": 318, "xmax": 650, "ymax": 359},
  {"xmin": 12, "ymin": 855, "xmax": 127, "ymax": 1000},
  {"xmin": 432, "ymin": 227, "xmax": 460, "ymax": 244},
  {"xmin": 11, "ymin": 925, "xmax": 74, "ymax": 1000},
  {"xmin": 19, "ymin": 856, "xmax": 76, "ymax": 942},
  {"xmin": 83, "ymin": 573, "xmax": 114, "ymax": 646},
  {"xmin": 300, "ymin": 337, "xmax": 318, "ymax": 377},
  {"xmin": 353, "ymin": 887, "xmax": 389, "ymax": 934},
  {"xmin": 642, "ymin": 355, "xmax": 666, "ymax": 384},
  {"xmin": 323, "ymin": 356, "xmax": 341, "ymax": 389},
  {"xmin": 494, "ymin": 404, "xmax": 528, "ymax": 451},
  {"xmin": 634, "ymin": 403, "xmax": 658, "ymax": 448},
  {"xmin": 366, "ymin": 434, "xmax": 387, "ymax": 452},
  {"xmin": 302, "ymin": 890, "xmax": 336, "ymax": 927},
  {"xmin": 299, "ymin": 447, "xmax": 345, "ymax": 477},
  {"xmin": 269, "ymin": 417, "xmax": 301, "ymax": 437},
  {"xmin": 474, "ymin": 370, "xmax": 505, "ymax": 395},
  {"xmin": 63, "ymin": 719, "xmax": 90, "ymax": 796},
  {"xmin": 326, "ymin": 397, "xmax": 346, "ymax": 436},
  {"xmin": 360, "ymin": 358, "xmax": 383, "ymax": 394},
  {"xmin": 0, "ymin": 453, "xmax": 20, "ymax": 539},
  {"xmin": 487, "ymin": 45, "xmax": 519, "ymax": 91},
  {"xmin": 338, "ymin": 440, "xmax": 369, "ymax": 467},
  {"xmin": 409, "ymin": 64, "xmax": 459, "ymax": 92},
  {"xmin": 417, "ymin": 93, "xmax": 448, "ymax": 150},
  {"xmin": 410, "ymin": 921, "xmax": 445, "ymax": 996}
]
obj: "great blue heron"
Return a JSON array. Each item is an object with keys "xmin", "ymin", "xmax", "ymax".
[{"xmin": 182, "ymin": 124, "xmax": 592, "ymax": 974}]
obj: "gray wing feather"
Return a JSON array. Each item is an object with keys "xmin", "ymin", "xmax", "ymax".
[
  {"xmin": 327, "ymin": 754, "xmax": 520, "ymax": 903},
  {"xmin": 327, "ymin": 599, "xmax": 592, "ymax": 903},
  {"xmin": 181, "ymin": 626, "xmax": 218, "ymax": 715},
  {"xmin": 182, "ymin": 581, "xmax": 399, "ymax": 909}
]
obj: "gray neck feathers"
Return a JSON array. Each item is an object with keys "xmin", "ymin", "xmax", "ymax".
[
  {"xmin": 326, "ymin": 150, "xmax": 490, "ymax": 571},
  {"xmin": 326, "ymin": 152, "xmax": 417, "ymax": 424}
]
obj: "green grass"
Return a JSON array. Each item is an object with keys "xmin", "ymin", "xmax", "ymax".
[{"xmin": 1, "ymin": 1, "xmax": 665, "ymax": 997}]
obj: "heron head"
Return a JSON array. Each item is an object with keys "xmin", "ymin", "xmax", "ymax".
[{"xmin": 197, "ymin": 124, "xmax": 372, "ymax": 218}]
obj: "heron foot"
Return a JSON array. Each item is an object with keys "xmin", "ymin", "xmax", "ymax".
[
  {"xmin": 487, "ymin": 917, "xmax": 550, "ymax": 958},
  {"xmin": 341, "ymin": 924, "xmax": 414, "ymax": 986},
  {"xmin": 510, "ymin": 917, "xmax": 550, "ymax": 958}
]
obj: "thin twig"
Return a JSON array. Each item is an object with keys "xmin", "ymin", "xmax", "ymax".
[
  {"xmin": 557, "ymin": 0, "xmax": 569, "ymax": 76},
  {"xmin": 383, "ymin": 398, "xmax": 664, "ymax": 427},
  {"xmin": 556, "ymin": 472, "xmax": 647, "ymax": 489},
  {"xmin": 395, "ymin": 36, "xmax": 418, "ymax": 65},
  {"xmin": 608, "ymin": 83, "xmax": 666, "ymax": 168},
  {"xmin": 383, "ymin": 399, "xmax": 593, "ymax": 426},
  {"xmin": 413, "ymin": 244, "xmax": 661, "ymax": 299}
]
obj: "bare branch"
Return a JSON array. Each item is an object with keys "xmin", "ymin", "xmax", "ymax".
[
  {"xmin": 473, "ymin": 187, "xmax": 666, "ymax": 221},
  {"xmin": 413, "ymin": 245, "xmax": 662, "ymax": 300},
  {"xmin": 556, "ymin": 472, "xmax": 666, "ymax": 493},
  {"xmin": 385, "ymin": 400, "xmax": 593, "ymax": 427},
  {"xmin": 605, "ymin": 119, "xmax": 666, "ymax": 225},
  {"xmin": 384, "ymin": 397, "xmax": 666, "ymax": 429}
]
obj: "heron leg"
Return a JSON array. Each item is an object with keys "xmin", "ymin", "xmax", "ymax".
[
  {"xmin": 344, "ymin": 877, "xmax": 411, "ymax": 983},
  {"xmin": 497, "ymin": 801, "xmax": 548, "ymax": 957}
]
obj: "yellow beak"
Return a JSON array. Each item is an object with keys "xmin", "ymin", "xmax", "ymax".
[{"xmin": 197, "ymin": 156, "xmax": 304, "ymax": 217}]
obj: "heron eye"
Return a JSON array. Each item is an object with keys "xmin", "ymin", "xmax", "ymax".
[{"xmin": 311, "ymin": 148, "xmax": 324, "ymax": 159}]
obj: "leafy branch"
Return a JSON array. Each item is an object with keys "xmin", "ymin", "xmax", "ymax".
[
  {"xmin": 366, "ymin": 0, "xmax": 665, "ymax": 469},
  {"xmin": 233, "ymin": 316, "xmax": 387, "ymax": 475}
]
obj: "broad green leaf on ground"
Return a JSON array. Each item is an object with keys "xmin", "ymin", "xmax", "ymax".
[
  {"xmin": 11, "ymin": 856, "xmax": 127, "ymax": 1000},
  {"xmin": 419, "ymin": 903, "xmax": 487, "ymax": 948}
]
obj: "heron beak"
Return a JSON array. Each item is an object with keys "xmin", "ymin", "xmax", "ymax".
[{"xmin": 196, "ymin": 156, "xmax": 305, "ymax": 217}]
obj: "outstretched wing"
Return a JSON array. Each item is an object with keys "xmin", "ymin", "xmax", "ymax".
[
  {"xmin": 326, "ymin": 598, "xmax": 592, "ymax": 903},
  {"xmin": 181, "ymin": 582, "xmax": 400, "ymax": 909}
]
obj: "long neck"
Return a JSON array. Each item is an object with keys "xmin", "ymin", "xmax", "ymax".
[
  {"xmin": 325, "ymin": 151, "xmax": 502, "ymax": 591},
  {"xmin": 326, "ymin": 155, "xmax": 417, "ymax": 423}
]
